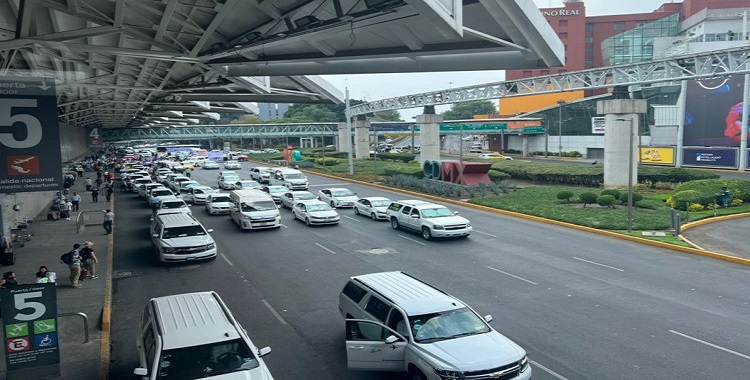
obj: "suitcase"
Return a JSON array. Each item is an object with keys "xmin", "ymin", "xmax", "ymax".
[
  {"xmin": 1, "ymin": 251, "xmax": 15, "ymax": 266},
  {"xmin": 47, "ymin": 212, "xmax": 54, "ymax": 220},
  {"xmin": 79, "ymin": 268, "xmax": 88, "ymax": 280}
]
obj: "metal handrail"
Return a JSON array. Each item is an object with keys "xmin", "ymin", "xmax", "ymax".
[{"xmin": 58, "ymin": 312, "xmax": 89, "ymax": 343}]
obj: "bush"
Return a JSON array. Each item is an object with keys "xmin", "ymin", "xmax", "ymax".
[
  {"xmin": 315, "ymin": 158, "xmax": 338, "ymax": 166},
  {"xmin": 689, "ymin": 203, "xmax": 705, "ymax": 212},
  {"xmin": 384, "ymin": 166, "xmax": 424, "ymax": 178},
  {"xmin": 618, "ymin": 192, "xmax": 643, "ymax": 203},
  {"xmin": 488, "ymin": 170, "xmax": 511, "ymax": 182},
  {"xmin": 600, "ymin": 189, "xmax": 621, "ymax": 200},
  {"xmin": 579, "ymin": 192, "xmax": 598, "ymax": 207},
  {"xmin": 557, "ymin": 191, "xmax": 574, "ymax": 203},
  {"xmin": 597, "ymin": 194, "xmax": 616, "ymax": 208},
  {"xmin": 670, "ymin": 190, "xmax": 702, "ymax": 210},
  {"xmin": 375, "ymin": 153, "xmax": 417, "ymax": 162}
]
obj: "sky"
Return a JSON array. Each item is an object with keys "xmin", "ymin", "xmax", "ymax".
[{"xmin": 320, "ymin": 0, "xmax": 672, "ymax": 120}]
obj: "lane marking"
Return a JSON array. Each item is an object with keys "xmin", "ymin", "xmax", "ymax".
[
  {"xmin": 280, "ymin": 223, "xmax": 288, "ymax": 229},
  {"xmin": 315, "ymin": 242, "xmax": 336, "ymax": 254},
  {"xmin": 220, "ymin": 253, "xmax": 234, "ymax": 266},
  {"xmin": 343, "ymin": 215, "xmax": 359, "ymax": 222},
  {"xmin": 668, "ymin": 330, "xmax": 750, "ymax": 360},
  {"xmin": 309, "ymin": 183, "xmax": 346, "ymax": 187},
  {"xmin": 474, "ymin": 230, "xmax": 497, "ymax": 238},
  {"xmin": 262, "ymin": 300, "xmax": 288, "ymax": 325},
  {"xmin": 530, "ymin": 360, "xmax": 569, "ymax": 380},
  {"xmin": 572, "ymin": 256, "xmax": 624, "ymax": 272},
  {"xmin": 487, "ymin": 266, "xmax": 538, "ymax": 285},
  {"xmin": 397, "ymin": 234, "xmax": 427, "ymax": 246}
]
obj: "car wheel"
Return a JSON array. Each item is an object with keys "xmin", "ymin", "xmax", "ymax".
[
  {"xmin": 390, "ymin": 218, "xmax": 400, "ymax": 230},
  {"xmin": 410, "ymin": 371, "xmax": 427, "ymax": 380},
  {"xmin": 305, "ymin": 218, "xmax": 311, "ymax": 226},
  {"xmin": 330, "ymin": 201, "xmax": 336, "ymax": 208},
  {"xmin": 421, "ymin": 227, "xmax": 432, "ymax": 240},
  {"xmin": 354, "ymin": 207, "xmax": 359, "ymax": 215},
  {"xmin": 371, "ymin": 213, "xmax": 377, "ymax": 221}
]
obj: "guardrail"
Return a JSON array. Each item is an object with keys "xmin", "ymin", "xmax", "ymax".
[
  {"xmin": 75, "ymin": 211, "xmax": 105, "ymax": 233},
  {"xmin": 58, "ymin": 312, "xmax": 89, "ymax": 343}
]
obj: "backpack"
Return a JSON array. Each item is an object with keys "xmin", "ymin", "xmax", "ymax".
[{"xmin": 60, "ymin": 251, "xmax": 73, "ymax": 265}]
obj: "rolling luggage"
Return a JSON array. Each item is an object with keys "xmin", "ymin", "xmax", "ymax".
[{"xmin": 1, "ymin": 250, "xmax": 16, "ymax": 266}]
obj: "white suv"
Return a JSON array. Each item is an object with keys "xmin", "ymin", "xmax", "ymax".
[
  {"xmin": 339, "ymin": 271, "xmax": 530, "ymax": 380},
  {"xmin": 386, "ymin": 200, "xmax": 472, "ymax": 240}
]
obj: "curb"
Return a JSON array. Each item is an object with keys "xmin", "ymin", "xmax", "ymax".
[{"xmin": 99, "ymin": 197, "xmax": 114, "ymax": 380}]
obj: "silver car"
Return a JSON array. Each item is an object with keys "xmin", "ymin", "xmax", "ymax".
[
  {"xmin": 280, "ymin": 191, "xmax": 318, "ymax": 209},
  {"xmin": 292, "ymin": 201, "xmax": 340, "ymax": 226},
  {"xmin": 318, "ymin": 188, "xmax": 359, "ymax": 208},
  {"xmin": 354, "ymin": 197, "xmax": 392, "ymax": 220}
]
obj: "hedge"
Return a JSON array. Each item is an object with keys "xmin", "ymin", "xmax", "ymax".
[
  {"xmin": 383, "ymin": 166, "xmax": 424, "ymax": 178},
  {"xmin": 668, "ymin": 179, "xmax": 750, "ymax": 209},
  {"xmin": 375, "ymin": 153, "xmax": 417, "ymax": 162},
  {"xmin": 315, "ymin": 158, "xmax": 339, "ymax": 166},
  {"xmin": 488, "ymin": 170, "xmax": 511, "ymax": 182}
]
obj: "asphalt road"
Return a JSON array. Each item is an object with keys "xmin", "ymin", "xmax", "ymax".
[{"xmin": 108, "ymin": 162, "xmax": 750, "ymax": 380}]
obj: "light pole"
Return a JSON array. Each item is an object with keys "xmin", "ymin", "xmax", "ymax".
[
  {"xmin": 617, "ymin": 117, "xmax": 635, "ymax": 233},
  {"xmin": 557, "ymin": 100, "xmax": 565, "ymax": 158}
]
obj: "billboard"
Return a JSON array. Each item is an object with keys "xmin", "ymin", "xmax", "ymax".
[
  {"xmin": 684, "ymin": 76, "xmax": 747, "ymax": 146},
  {"xmin": 0, "ymin": 76, "xmax": 62, "ymax": 193},
  {"xmin": 640, "ymin": 146, "xmax": 675, "ymax": 165},
  {"xmin": 592, "ymin": 117, "xmax": 606, "ymax": 134},
  {"xmin": 682, "ymin": 147, "xmax": 738, "ymax": 169}
]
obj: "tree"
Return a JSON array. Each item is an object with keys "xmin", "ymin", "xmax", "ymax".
[
  {"xmin": 441, "ymin": 101, "xmax": 497, "ymax": 120},
  {"xmin": 371, "ymin": 110, "xmax": 402, "ymax": 122},
  {"xmin": 230, "ymin": 115, "xmax": 262, "ymax": 124}
]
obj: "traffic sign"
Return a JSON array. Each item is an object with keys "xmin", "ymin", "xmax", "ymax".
[
  {"xmin": 522, "ymin": 126, "xmax": 546, "ymax": 133},
  {"xmin": 0, "ymin": 76, "xmax": 61, "ymax": 194}
]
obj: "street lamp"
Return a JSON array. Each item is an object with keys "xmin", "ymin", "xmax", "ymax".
[
  {"xmin": 616, "ymin": 117, "xmax": 635, "ymax": 233},
  {"xmin": 557, "ymin": 100, "xmax": 565, "ymax": 158}
]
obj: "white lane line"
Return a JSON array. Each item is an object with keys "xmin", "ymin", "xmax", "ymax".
[
  {"xmin": 487, "ymin": 266, "xmax": 538, "ymax": 285},
  {"xmin": 280, "ymin": 223, "xmax": 288, "ymax": 229},
  {"xmin": 342, "ymin": 215, "xmax": 359, "ymax": 222},
  {"xmin": 572, "ymin": 256, "xmax": 625, "ymax": 272},
  {"xmin": 309, "ymin": 183, "xmax": 346, "ymax": 187},
  {"xmin": 262, "ymin": 300, "xmax": 288, "ymax": 325},
  {"xmin": 668, "ymin": 330, "xmax": 750, "ymax": 360},
  {"xmin": 530, "ymin": 360, "xmax": 569, "ymax": 380},
  {"xmin": 474, "ymin": 230, "xmax": 497, "ymax": 238},
  {"xmin": 397, "ymin": 234, "xmax": 427, "ymax": 246},
  {"xmin": 315, "ymin": 242, "xmax": 336, "ymax": 254},
  {"xmin": 220, "ymin": 254, "xmax": 234, "ymax": 266}
]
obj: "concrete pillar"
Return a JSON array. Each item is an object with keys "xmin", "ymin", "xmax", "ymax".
[
  {"xmin": 522, "ymin": 135, "xmax": 529, "ymax": 157},
  {"xmin": 337, "ymin": 122, "xmax": 348, "ymax": 152},
  {"xmin": 597, "ymin": 99, "xmax": 647, "ymax": 188},
  {"xmin": 354, "ymin": 117, "xmax": 371, "ymax": 159},
  {"xmin": 417, "ymin": 113, "xmax": 443, "ymax": 163}
]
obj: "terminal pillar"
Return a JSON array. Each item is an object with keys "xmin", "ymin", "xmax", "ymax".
[
  {"xmin": 337, "ymin": 122, "xmax": 348, "ymax": 152},
  {"xmin": 597, "ymin": 99, "xmax": 647, "ymax": 188},
  {"xmin": 354, "ymin": 117, "xmax": 371, "ymax": 159},
  {"xmin": 417, "ymin": 107, "xmax": 443, "ymax": 163}
]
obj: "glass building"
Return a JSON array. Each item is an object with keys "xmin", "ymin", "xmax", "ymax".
[{"xmin": 601, "ymin": 13, "xmax": 679, "ymax": 66}]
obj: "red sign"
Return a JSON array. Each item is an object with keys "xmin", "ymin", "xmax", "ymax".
[
  {"xmin": 6, "ymin": 337, "xmax": 30, "ymax": 352},
  {"xmin": 7, "ymin": 156, "xmax": 41, "ymax": 176}
]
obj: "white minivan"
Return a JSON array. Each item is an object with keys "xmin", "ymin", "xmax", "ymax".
[
  {"xmin": 229, "ymin": 190, "xmax": 281, "ymax": 230},
  {"xmin": 150, "ymin": 213, "xmax": 216, "ymax": 262},
  {"xmin": 277, "ymin": 169, "xmax": 309, "ymax": 190},
  {"xmin": 134, "ymin": 291, "xmax": 274, "ymax": 380}
]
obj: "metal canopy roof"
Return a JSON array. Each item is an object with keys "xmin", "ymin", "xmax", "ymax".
[{"xmin": 0, "ymin": 0, "xmax": 563, "ymax": 130}]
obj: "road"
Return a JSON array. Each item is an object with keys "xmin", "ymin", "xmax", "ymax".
[{"xmin": 108, "ymin": 162, "xmax": 750, "ymax": 380}]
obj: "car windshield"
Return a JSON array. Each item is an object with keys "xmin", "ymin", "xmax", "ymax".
[
  {"xmin": 307, "ymin": 203, "xmax": 333, "ymax": 212},
  {"xmin": 371, "ymin": 200, "xmax": 392, "ymax": 207},
  {"xmin": 409, "ymin": 307, "xmax": 490, "ymax": 343},
  {"xmin": 421, "ymin": 207, "xmax": 454, "ymax": 218},
  {"xmin": 331, "ymin": 189, "xmax": 354, "ymax": 197},
  {"xmin": 161, "ymin": 226, "xmax": 206, "ymax": 239},
  {"xmin": 156, "ymin": 338, "xmax": 259, "ymax": 379},
  {"xmin": 162, "ymin": 202, "xmax": 187, "ymax": 209},
  {"xmin": 211, "ymin": 196, "xmax": 231, "ymax": 203},
  {"xmin": 268, "ymin": 187, "xmax": 286, "ymax": 194},
  {"xmin": 222, "ymin": 176, "xmax": 240, "ymax": 182},
  {"xmin": 152, "ymin": 190, "xmax": 171, "ymax": 197},
  {"xmin": 241, "ymin": 201, "xmax": 277, "ymax": 212},
  {"xmin": 295, "ymin": 192, "xmax": 316, "ymax": 200},
  {"xmin": 285, "ymin": 173, "xmax": 304, "ymax": 179},
  {"xmin": 239, "ymin": 181, "xmax": 260, "ymax": 188}
]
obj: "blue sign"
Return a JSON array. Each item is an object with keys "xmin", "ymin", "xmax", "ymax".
[
  {"xmin": 0, "ymin": 77, "xmax": 61, "ymax": 194},
  {"xmin": 207, "ymin": 151, "xmax": 224, "ymax": 162},
  {"xmin": 682, "ymin": 147, "xmax": 738, "ymax": 168}
]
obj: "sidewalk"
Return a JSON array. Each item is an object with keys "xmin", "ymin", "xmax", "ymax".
[{"xmin": 0, "ymin": 173, "xmax": 113, "ymax": 380}]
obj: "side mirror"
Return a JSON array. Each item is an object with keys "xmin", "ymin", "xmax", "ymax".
[
  {"xmin": 277, "ymin": 204, "xmax": 281, "ymax": 209},
  {"xmin": 206, "ymin": 229, "xmax": 214, "ymax": 233},
  {"xmin": 151, "ymin": 234, "xmax": 159, "ymax": 238},
  {"xmin": 133, "ymin": 368, "xmax": 148, "ymax": 376},
  {"xmin": 385, "ymin": 335, "xmax": 399, "ymax": 344},
  {"xmin": 258, "ymin": 347, "xmax": 272, "ymax": 357},
  {"xmin": 453, "ymin": 211, "xmax": 459, "ymax": 215},
  {"xmin": 483, "ymin": 315, "xmax": 493, "ymax": 323}
]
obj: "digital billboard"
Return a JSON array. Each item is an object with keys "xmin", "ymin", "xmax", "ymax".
[
  {"xmin": 684, "ymin": 76, "xmax": 748, "ymax": 146},
  {"xmin": 640, "ymin": 147, "xmax": 675, "ymax": 165},
  {"xmin": 682, "ymin": 147, "xmax": 738, "ymax": 169}
]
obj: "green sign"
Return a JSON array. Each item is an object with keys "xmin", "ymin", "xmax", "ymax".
[
  {"xmin": 414, "ymin": 124, "xmax": 509, "ymax": 132},
  {"xmin": 522, "ymin": 126, "xmax": 546, "ymax": 133}
]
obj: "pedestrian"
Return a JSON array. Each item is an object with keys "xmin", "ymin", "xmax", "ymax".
[
  {"xmin": 49, "ymin": 201, "xmax": 61, "ymax": 221},
  {"xmin": 35, "ymin": 266, "xmax": 56, "ymax": 284},
  {"xmin": 77, "ymin": 166, "xmax": 84, "ymax": 178},
  {"xmin": 95, "ymin": 177, "xmax": 103, "ymax": 188},
  {"xmin": 103, "ymin": 209, "xmax": 114, "ymax": 234},
  {"xmin": 85, "ymin": 177, "xmax": 93, "ymax": 191},
  {"xmin": 720, "ymin": 186, "xmax": 731, "ymax": 208},
  {"xmin": 63, "ymin": 199, "xmax": 73, "ymax": 220},
  {"xmin": 106, "ymin": 185, "xmax": 114, "ymax": 202},
  {"xmin": 91, "ymin": 187, "xmax": 99, "ymax": 203},
  {"xmin": 80, "ymin": 241, "xmax": 98, "ymax": 279},
  {"xmin": 71, "ymin": 192, "xmax": 81, "ymax": 211},
  {"xmin": 64, "ymin": 244, "xmax": 83, "ymax": 288},
  {"xmin": 0, "ymin": 271, "xmax": 18, "ymax": 288}
]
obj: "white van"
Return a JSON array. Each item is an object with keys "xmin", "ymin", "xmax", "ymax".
[
  {"xmin": 277, "ymin": 169, "xmax": 309, "ymax": 190},
  {"xmin": 229, "ymin": 190, "xmax": 281, "ymax": 230},
  {"xmin": 150, "ymin": 213, "xmax": 216, "ymax": 262},
  {"xmin": 134, "ymin": 291, "xmax": 274, "ymax": 380}
]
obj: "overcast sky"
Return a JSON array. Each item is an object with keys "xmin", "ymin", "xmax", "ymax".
[{"xmin": 320, "ymin": 0, "xmax": 671, "ymax": 120}]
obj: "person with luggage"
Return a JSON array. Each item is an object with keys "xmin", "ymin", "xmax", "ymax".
[
  {"xmin": 80, "ymin": 241, "xmax": 99, "ymax": 279},
  {"xmin": 62, "ymin": 244, "xmax": 83, "ymax": 288}
]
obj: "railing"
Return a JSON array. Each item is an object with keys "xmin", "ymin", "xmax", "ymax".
[
  {"xmin": 75, "ymin": 211, "xmax": 105, "ymax": 233},
  {"xmin": 58, "ymin": 312, "xmax": 89, "ymax": 343}
]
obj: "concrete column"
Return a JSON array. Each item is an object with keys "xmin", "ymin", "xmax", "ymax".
[
  {"xmin": 417, "ymin": 113, "xmax": 443, "ymax": 163},
  {"xmin": 337, "ymin": 122, "xmax": 348, "ymax": 152},
  {"xmin": 354, "ymin": 118, "xmax": 371, "ymax": 159},
  {"xmin": 522, "ymin": 135, "xmax": 529, "ymax": 157},
  {"xmin": 597, "ymin": 99, "xmax": 647, "ymax": 189}
]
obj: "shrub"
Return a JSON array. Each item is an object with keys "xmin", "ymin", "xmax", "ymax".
[
  {"xmin": 597, "ymin": 194, "xmax": 616, "ymax": 208},
  {"xmin": 557, "ymin": 190, "xmax": 574, "ymax": 203},
  {"xmin": 670, "ymin": 190, "xmax": 702, "ymax": 210},
  {"xmin": 689, "ymin": 203, "xmax": 705, "ymax": 212},
  {"xmin": 580, "ymin": 192, "xmax": 598, "ymax": 208},
  {"xmin": 375, "ymin": 153, "xmax": 416, "ymax": 162},
  {"xmin": 488, "ymin": 170, "xmax": 511, "ymax": 182},
  {"xmin": 315, "ymin": 158, "xmax": 338, "ymax": 166},
  {"xmin": 600, "ymin": 189, "xmax": 621, "ymax": 200},
  {"xmin": 731, "ymin": 198, "xmax": 744, "ymax": 206},
  {"xmin": 384, "ymin": 166, "xmax": 424, "ymax": 178},
  {"xmin": 618, "ymin": 192, "xmax": 643, "ymax": 203}
]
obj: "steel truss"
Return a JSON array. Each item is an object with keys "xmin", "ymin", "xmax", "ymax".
[
  {"xmin": 102, "ymin": 124, "xmax": 341, "ymax": 142},
  {"xmin": 349, "ymin": 46, "xmax": 750, "ymax": 115}
]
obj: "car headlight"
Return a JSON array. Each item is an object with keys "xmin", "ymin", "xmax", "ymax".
[
  {"xmin": 434, "ymin": 368, "xmax": 462, "ymax": 379},
  {"xmin": 162, "ymin": 247, "xmax": 175, "ymax": 253},
  {"xmin": 243, "ymin": 216, "xmax": 252, "ymax": 220},
  {"xmin": 466, "ymin": 222, "xmax": 471, "ymax": 228},
  {"xmin": 520, "ymin": 355, "xmax": 529, "ymax": 372},
  {"xmin": 207, "ymin": 243, "xmax": 215, "ymax": 250},
  {"xmin": 433, "ymin": 225, "xmax": 444, "ymax": 230}
]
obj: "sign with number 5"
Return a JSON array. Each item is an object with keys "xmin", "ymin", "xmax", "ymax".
[{"xmin": 0, "ymin": 77, "xmax": 61, "ymax": 194}]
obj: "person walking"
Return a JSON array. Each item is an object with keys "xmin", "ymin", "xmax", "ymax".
[
  {"xmin": 71, "ymin": 192, "xmax": 81, "ymax": 212},
  {"xmin": 85, "ymin": 177, "xmax": 93, "ymax": 191},
  {"xmin": 62, "ymin": 199, "xmax": 73, "ymax": 220},
  {"xmin": 64, "ymin": 244, "xmax": 83, "ymax": 288},
  {"xmin": 80, "ymin": 241, "xmax": 99, "ymax": 279},
  {"xmin": 91, "ymin": 187, "xmax": 99, "ymax": 203},
  {"xmin": 103, "ymin": 209, "xmax": 114, "ymax": 234},
  {"xmin": 49, "ymin": 201, "xmax": 61, "ymax": 221},
  {"xmin": 720, "ymin": 186, "xmax": 731, "ymax": 208},
  {"xmin": 0, "ymin": 271, "xmax": 18, "ymax": 288},
  {"xmin": 106, "ymin": 185, "xmax": 114, "ymax": 202}
]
